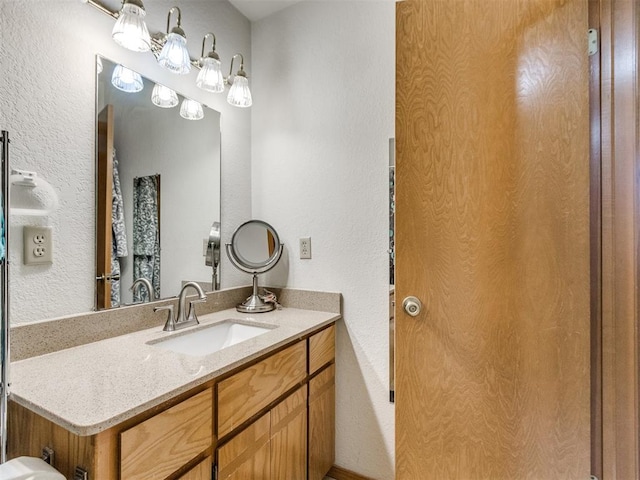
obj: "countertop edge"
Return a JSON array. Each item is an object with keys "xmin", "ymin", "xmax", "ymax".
[{"xmin": 10, "ymin": 312, "xmax": 340, "ymax": 436}]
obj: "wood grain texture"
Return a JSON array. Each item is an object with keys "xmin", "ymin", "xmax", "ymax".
[
  {"xmin": 600, "ymin": 0, "xmax": 640, "ymax": 477},
  {"xmin": 8, "ymin": 400, "xmax": 96, "ymax": 479},
  {"xmin": 120, "ymin": 388, "xmax": 212, "ymax": 480},
  {"xmin": 217, "ymin": 341, "xmax": 306, "ymax": 438},
  {"xmin": 217, "ymin": 413, "xmax": 270, "ymax": 480},
  {"xmin": 309, "ymin": 364, "xmax": 335, "ymax": 480},
  {"xmin": 396, "ymin": 0, "xmax": 591, "ymax": 478},
  {"xmin": 177, "ymin": 456, "xmax": 212, "ymax": 480},
  {"xmin": 309, "ymin": 324, "xmax": 335, "ymax": 374},
  {"xmin": 328, "ymin": 465, "xmax": 375, "ymax": 480},
  {"xmin": 270, "ymin": 387, "xmax": 307, "ymax": 480}
]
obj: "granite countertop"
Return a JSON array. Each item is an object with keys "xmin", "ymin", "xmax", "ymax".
[{"xmin": 10, "ymin": 307, "xmax": 340, "ymax": 436}]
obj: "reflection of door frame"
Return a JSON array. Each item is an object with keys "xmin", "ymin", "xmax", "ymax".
[
  {"xmin": 598, "ymin": 0, "xmax": 640, "ymax": 477},
  {"xmin": 96, "ymin": 104, "xmax": 114, "ymax": 310}
]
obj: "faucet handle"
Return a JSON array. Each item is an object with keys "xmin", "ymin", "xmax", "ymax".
[
  {"xmin": 154, "ymin": 305, "xmax": 177, "ymax": 332},
  {"xmin": 187, "ymin": 298, "xmax": 206, "ymax": 322}
]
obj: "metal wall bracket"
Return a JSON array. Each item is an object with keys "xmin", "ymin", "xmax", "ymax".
[
  {"xmin": 41, "ymin": 446, "xmax": 54, "ymax": 465},
  {"xmin": 588, "ymin": 29, "xmax": 598, "ymax": 56},
  {"xmin": 74, "ymin": 466, "xmax": 88, "ymax": 480}
]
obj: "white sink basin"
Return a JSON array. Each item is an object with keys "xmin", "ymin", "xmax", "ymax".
[{"xmin": 149, "ymin": 320, "xmax": 276, "ymax": 357}]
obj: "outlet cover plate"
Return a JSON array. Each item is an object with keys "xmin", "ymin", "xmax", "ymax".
[{"xmin": 23, "ymin": 226, "xmax": 53, "ymax": 265}]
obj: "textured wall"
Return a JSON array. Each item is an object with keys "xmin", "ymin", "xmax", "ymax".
[
  {"xmin": 251, "ymin": 3, "xmax": 396, "ymax": 478},
  {"xmin": 0, "ymin": 0, "xmax": 252, "ymax": 323}
]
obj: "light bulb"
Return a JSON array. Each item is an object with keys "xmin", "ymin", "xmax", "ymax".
[
  {"xmin": 112, "ymin": 1, "xmax": 151, "ymax": 53},
  {"xmin": 196, "ymin": 57, "xmax": 224, "ymax": 93},
  {"xmin": 151, "ymin": 84, "xmax": 178, "ymax": 108},
  {"xmin": 227, "ymin": 75, "xmax": 252, "ymax": 108},
  {"xmin": 158, "ymin": 32, "xmax": 191, "ymax": 75},
  {"xmin": 111, "ymin": 64, "xmax": 143, "ymax": 93},
  {"xmin": 180, "ymin": 99, "xmax": 204, "ymax": 120}
]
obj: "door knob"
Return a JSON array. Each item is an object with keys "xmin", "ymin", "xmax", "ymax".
[{"xmin": 403, "ymin": 296, "xmax": 422, "ymax": 317}]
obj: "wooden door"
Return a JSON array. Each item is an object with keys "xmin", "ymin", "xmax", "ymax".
[
  {"xmin": 395, "ymin": 0, "xmax": 591, "ymax": 478},
  {"xmin": 96, "ymin": 105, "xmax": 114, "ymax": 310}
]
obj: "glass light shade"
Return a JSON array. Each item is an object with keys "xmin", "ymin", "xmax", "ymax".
[
  {"xmin": 151, "ymin": 84, "xmax": 178, "ymax": 108},
  {"xmin": 180, "ymin": 99, "xmax": 204, "ymax": 120},
  {"xmin": 196, "ymin": 57, "xmax": 224, "ymax": 93},
  {"xmin": 112, "ymin": 3, "xmax": 151, "ymax": 53},
  {"xmin": 227, "ymin": 75, "xmax": 252, "ymax": 108},
  {"xmin": 158, "ymin": 32, "xmax": 191, "ymax": 75},
  {"xmin": 111, "ymin": 64, "xmax": 144, "ymax": 93}
]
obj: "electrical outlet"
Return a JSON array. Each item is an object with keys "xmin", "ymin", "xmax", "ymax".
[
  {"xmin": 299, "ymin": 237, "xmax": 312, "ymax": 259},
  {"xmin": 23, "ymin": 226, "xmax": 53, "ymax": 265}
]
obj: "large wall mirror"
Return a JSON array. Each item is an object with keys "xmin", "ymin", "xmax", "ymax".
[{"xmin": 96, "ymin": 56, "xmax": 221, "ymax": 309}]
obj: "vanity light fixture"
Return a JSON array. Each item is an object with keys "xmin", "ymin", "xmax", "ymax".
[
  {"xmin": 196, "ymin": 33, "xmax": 224, "ymax": 93},
  {"xmin": 226, "ymin": 54, "xmax": 252, "ymax": 108},
  {"xmin": 84, "ymin": 1, "xmax": 255, "ymax": 107},
  {"xmin": 180, "ymin": 98, "xmax": 204, "ymax": 120},
  {"xmin": 111, "ymin": 0, "xmax": 151, "ymax": 53},
  {"xmin": 158, "ymin": 7, "xmax": 191, "ymax": 75},
  {"xmin": 111, "ymin": 64, "xmax": 144, "ymax": 93},
  {"xmin": 151, "ymin": 83, "xmax": 178, "ymax": 108}
]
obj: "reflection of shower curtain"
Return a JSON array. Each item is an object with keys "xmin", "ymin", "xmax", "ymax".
[
  {"xmin": 110, "ymin": 152, "xmax": 128, "ymax": 306},
  {"xmin": 133, "ymin": 175, "xmax": 160, "ymax": 302}
]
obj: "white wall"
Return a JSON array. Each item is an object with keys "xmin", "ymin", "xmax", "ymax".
[
  {"xmin": 251, "ymin": 3, "xmax": 396, "ymax": 478},
  {"xmin": 0, "ymin": 0, "xmax": 252, "ymax": 323}
]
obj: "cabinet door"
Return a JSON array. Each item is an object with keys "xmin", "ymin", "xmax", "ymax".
[
  {"xmin": 309, "ymin": 364, "xmax": 335, "ymax": 480},
  {"xmin": 179, "ymin": 457, "xmax": 212, "ymax": 480},
  {"xmin": 271, "ymin": 386, "xmax": 307, "ymax": 479},
  {"xmin": 217, "ymin": 414, "xmax": 271, "ymax": 480}
]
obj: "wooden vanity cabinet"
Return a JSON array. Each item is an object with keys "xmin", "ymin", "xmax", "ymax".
[{"xmin": 8, "ymin": 322, "xmax": 336, "ymax": 480}]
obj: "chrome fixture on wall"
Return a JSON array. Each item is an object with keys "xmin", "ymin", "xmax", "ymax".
[{"xmin": 83, "ymin": 0, "xmax": 252, "ymax": 107}]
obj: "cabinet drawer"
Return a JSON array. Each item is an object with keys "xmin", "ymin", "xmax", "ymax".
[
  {"xmin": 309, "ymin": 324, "xmax": 335, "ymax": 374},
  {"xmin": 120, "ymin": 389, "xmax": 213, "ymax": 480},
  {"xmin": 217, "ymin": 341, "xmax": 306, "ymax": 438}
]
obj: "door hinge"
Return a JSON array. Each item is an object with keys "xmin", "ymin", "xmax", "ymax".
[
  {"xmin": 213, "ymin": 464, "xmax": 218, "ymax": 480},
  {"xmin": 588, "ymin": 28, "xmax": 598, "ymax": 56}
]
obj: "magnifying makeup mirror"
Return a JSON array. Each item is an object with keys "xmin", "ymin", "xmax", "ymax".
[{"xmin": 226, "ymin": 220, "xmax": 284, "ymax": 313}]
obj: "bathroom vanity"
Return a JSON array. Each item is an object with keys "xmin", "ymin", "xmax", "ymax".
[{"xmin": 7, "ymin": 304, "xmax": 338, "ymax": 480}]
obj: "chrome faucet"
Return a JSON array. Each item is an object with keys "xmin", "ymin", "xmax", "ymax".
[
  {"xmin": 154, "ymin": 282, "xmax": 207, "ymax": 332},
  {"xmin": 130, "ymin": 278, "xmax": 154, "ymax": 302}
]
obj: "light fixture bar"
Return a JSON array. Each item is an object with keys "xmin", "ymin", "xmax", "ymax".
[
  {"xmin": 82, "ymin": 0, "xmax": 118, "ymax": 20},
  {"xmin": 82, "ymin": 0, "xmax": 201, "ymax": 69}
]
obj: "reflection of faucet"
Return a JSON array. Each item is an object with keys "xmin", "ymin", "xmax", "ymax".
[
  {"xmin": 155, "ymin": 282, "xmax": 207, "ymax": 332},
  {"xmin": 130, "ymin": 278, "xmax": 154, "ymax": 302}
]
